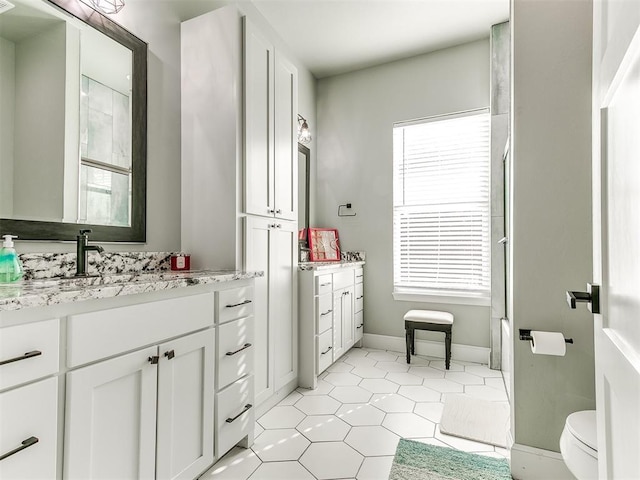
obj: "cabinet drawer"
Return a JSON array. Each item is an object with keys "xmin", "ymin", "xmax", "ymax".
[
  {"xmin": 355, "ymin": 311, "xmax": 364, "ymax": 342},
  {"xmin": 216, "ymin": 375, "xmax": 254, "ymax": 458},
  {"xmin": 333, "ymin": 271, "xmax": 353, "ymax": 290},
  {"xmin": 316, "ymin": 329, "xmax": 333, "ymax": 374},
  {"xmin": 67, "ymin": 293, "xmax": 214, "ymax": 368},
  {"xmin": 0, "ymin": 319, "xmax": 59, "ymax": 391},
  {"xmin": 217, "ymin": 316, "xmax": 254, "ymax": 389},
  {"xmin": 0, "ymin": 377, "xmax": 58, "ymax": 479},
  {"xmin": 315, "ymin": 294, "xmax": 333, "ymax": 334},
  {"xmin": 315, "ymin": 275, "xmax": 333, "ymax": 296},
  {"xmin": 355, "ymin": 268, "xmax": 364, "ymax": 284},
  {"xmin": 217, "ymin": 286, "xmax": 254, "ymax": 324}
]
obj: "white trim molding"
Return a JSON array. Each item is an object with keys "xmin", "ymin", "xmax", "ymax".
[
  {"xmin": 510, "ymin": 443, "xmax": 574, "ymax": 480},
  {"xmin": 362, "ymin": 333, "xmax": 490, "ymax": 365}
]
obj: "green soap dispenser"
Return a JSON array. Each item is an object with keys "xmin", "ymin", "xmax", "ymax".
[{"xmin": 0, "ymin": 235, "xmax": 23, "ymax": 283}]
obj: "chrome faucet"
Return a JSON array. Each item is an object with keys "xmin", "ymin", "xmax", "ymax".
[{"xmin": 76, "ymin": 229, "xmax": 104, "ymax": 277}]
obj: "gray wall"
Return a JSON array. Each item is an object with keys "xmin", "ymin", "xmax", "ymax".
[
  {"xmin": 17, "ymin": 0, "xmax": 315, "ymax": 256},
  {"xmin": 510, "ymin": 0, "xmax": 595, "ymax": 455},
  {"xmin": 0, "ymin": 37, "xmax": 15, "ymax": 217},
  {"xmin": 316, "ymin": 40, "xmax": 491, "ymax": 348}
]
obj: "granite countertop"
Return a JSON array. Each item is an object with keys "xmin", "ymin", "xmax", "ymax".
[
  {"xmin": 0, "ymin": 270, "xmax": 262, "ymax": 312},
  {"xmin": 299, "ymin": 260, "xmax": 365, "ymax": 271}
]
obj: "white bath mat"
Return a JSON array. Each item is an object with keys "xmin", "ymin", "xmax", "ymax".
[{"xmin": 439, "ymin": 394, "xmax": 510, "ymax": 448}]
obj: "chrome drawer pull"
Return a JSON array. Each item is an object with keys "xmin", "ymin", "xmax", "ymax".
[
  {"xmin": 357, "ymin": 295, "xmax": 364, "ymax": 300},
  {"xmin": 226, "ymin": 299, "xmax": 252, "ymax": 308},
  {"xmin": 0, "ymin": 350, "xmax": 42, "ymax": 366},
  {"xmin": 356, "ymin": 274, "xmax": 363, "ymax": 278},
  {"xmin": 226, "ymin": 343, "xmax": 252, "ymax": 356},
  {"xmin": 226, "ymin": 404, "xmax": 252, "ymax": 423},
  {"xmin": 0, "ymin": 436, "xmax": 39, "ymax": 462},
  {"xmin": 320, "ymin": 282, "xmax": 331, "ymax": 287},
  {"xmin": 320, "ymin": 346, "xmax": 333, "ymax": 355},
  {"xmin": 357, "ymin": 324, "xmax": 363, "ymax": 329},
  {"xmin": 320, "ymin": 310, "xmax": 333, "ymax": 316}
]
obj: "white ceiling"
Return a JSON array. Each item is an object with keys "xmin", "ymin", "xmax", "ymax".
[{"xmin": 251, "ymin": 0, "xmax": 509, "ymax": 78}]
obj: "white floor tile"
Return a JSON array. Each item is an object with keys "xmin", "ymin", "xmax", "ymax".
[
  {"xmin": 350, "ymin": 365, "xmax": 388, "ymax": 378},
  {"xmin": 375, "ymin": 361, "xmax": 410, "ymax": 373},
  {"xmin": 413, "ymin": 402, "xmax": 445, "ymax": 423},
  {"xmin": 277, "ymin": 391, "xmax": 303, "ymax": 406},
  {"xmin": 248, "ymin": 461, "xmax": 314, "ymax": 479},
  {"xmin": 464, "ymin": 365, "xmax": 503, "ymax": 378},
  {"xmin": 327, "ymin": 361, "xmax": 354, "ymax": 373},
  {"xmin": 386, "ymin": 372, "xmax": 423, "ymax": 386},
  {"xmin": 398, "ymin": 385, "xmax": 441, "ymax": 402},
  {"xmin": 345, "ymin": 426, "xmax": 401, "ymax": 456},
  {"xmin": 422, "ymin": 378, "xmax": 465, "ymax": 393},
  {"xmin": 444, "ymin": 371, "xmax": 485, "ymax": 385},
  {"xmin": 324, "ymin": 372, "xmax": 362, "ymax": 386},
  {"xmin": 343, "ymin": 355, "xmax": 378, "ymax": 368},
  {"xmin": 329, "ymin": 385, "xmax": 373, "ymax": 403},
  {"xmin": 484, "ymin": 377, "xmax": 507, "ymax": 390},
  {"xmin": 296, "ymin": 415, "xmax": 351, "ymax": 442},
  {"xmin": 402, "ymin": 355, "xmax": 431, "ymax": 366},
  {"xmin": 407, "ymin": 366, "xmax": 445, "ymax": 379},
  {"xmin": 435, "ymin": 428, "xmax": 495, "ymax": 452},
  {"xmin": 296, "ymin": 379, "xmax": 334, "ymax": 396},
  {"xmin": 258, "ymin": 406, "xmax": 305, "ymax": 429},
  {"xmin": 346, "ymin": 347, "xmax": 369, "ymax": 357},
  {"xmin": 356, "ymin": 456, "xmax": 394, "ymax": 480},
  {"xmin": 382, "ymin": 412, "xmax": 436, "ymax": 438},
  {"xmin": 430, "ymin": 360, "xmax": 465, "ymax": 371},
  {"xmin": 359, "ymin": 378, "xmax": 400, "ymax": 393},
  {"xmin": 300, "ymin": 442, "xmax": 364, "ymax": 480},
  {"xmin": 200, "ymin": 446, "xmax": 261, "ymax": 480},
  {"xmin": 369, "ymin": 393, "xmax": 415, "ymax": 413},
  {"xmin": 251, "ymin": 429, "xmax": 310, "ymax": 462},
  {"xmin": 254, "ymin": 422, "xmax": 265, "ymax": 438},
  {"xmin": 335, "ymin": 403, "xmax": 385, "ymax": 426},
  {"xmin": 295, "ymin": 394, "xmax": 342, "ymax": 415},
  {"xmin": 410, "ymin": 437, "xmax": 451, "ymax": 449},
  {"xmin": 366, "ymin": 351, "xmax": 399, "ymax": 362}
]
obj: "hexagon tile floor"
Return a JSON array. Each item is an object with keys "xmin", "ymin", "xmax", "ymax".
[{"xmin": 199, "ymin": 347, "xmax": 509, "ymax": 480}]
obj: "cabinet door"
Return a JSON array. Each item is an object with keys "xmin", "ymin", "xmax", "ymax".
[
  {"xmin": 156, "ymin": 329, "xmax": 214, "ymax": 480},
  {"xmin": 245, "ymin": 216, "xmax": 274, "ymax": 405},
  {"xmin": 333, "ymin": 289, "xmax": 344, "ymax": 360},
  {"xmin": 244, "ymin": 18, "xmax": 275, "ymax": 218},
  {"xmin": 342, "ymin": 286, "xmax": 355, "ymax": 351},
  {"xmin": 272, "ymin": 221, "xmax": 298, "ymax": 390},
  {"xmin": 273, "ymin": 52, "xmax": 298, "ymax": 221},
  {"xmin": 0, "ymin": 377, "xmax": 58, "ymax": 480},
  {"xmin": 64, "ymin": 346, "xmax": 158, "ymax": 480}
]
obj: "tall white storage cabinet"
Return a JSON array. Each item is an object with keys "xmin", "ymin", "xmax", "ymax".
[
  {"xmin": 181, "ymin": 6, "xmax": 299, "ymax": 414},
  {"xmin": 245, "ymin": 216, "xmax": 298, "ymax": 408}
]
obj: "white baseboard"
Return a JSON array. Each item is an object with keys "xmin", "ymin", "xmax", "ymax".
[
  {"xmin": 362, "ymin": 333, "xmax": 490, "ymax": 365},
  {"xmin": 510, "ymin": 443, "xmax": 575, "ymax": 480}
]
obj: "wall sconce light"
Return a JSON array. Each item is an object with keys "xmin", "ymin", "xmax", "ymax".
[
  {"xmin": 80, "ymin": 0, "xmax": 125, "ymax": 14},
  {"xmin": 297, "ymin": 114, "xmax": 312, "ymax": 144}
]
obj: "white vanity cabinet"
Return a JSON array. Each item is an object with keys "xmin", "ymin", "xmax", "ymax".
[
  {"xmin": 299, "ymin": 264, "xmax": 365, "ymax": 389},
  {"xmin": 64, "ymin": 294, "xmax": 215, "ymax": 480},
  {"xmin": 0, "ymin": 318, "xmax": 60, "ymax": 479}
]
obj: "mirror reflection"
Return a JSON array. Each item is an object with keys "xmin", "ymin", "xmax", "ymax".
[{"xmin": 0, "ymin": 0, "xmax": 133, "ymax": 228}]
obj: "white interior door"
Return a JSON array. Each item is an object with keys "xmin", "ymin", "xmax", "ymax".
[{"xmin": 593, "ymin": 2, "xmax": 640, "ymax": 478}]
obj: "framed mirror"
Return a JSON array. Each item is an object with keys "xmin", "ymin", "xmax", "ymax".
[
  {"xmin": 0, "ymin": 0, "xmax": 147, "ymax": 242},
  {"xmin": 298, "ymin": 143, "xmax": 310, "ymax": 238}
]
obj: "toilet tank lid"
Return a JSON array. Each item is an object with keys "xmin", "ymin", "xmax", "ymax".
[{"xmin": 566, "ymin": 410, "xmax": 598, "ymax": 451}]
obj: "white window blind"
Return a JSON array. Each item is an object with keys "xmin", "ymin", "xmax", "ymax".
[{"xmin": 393, "ymin": 110, "xmax": 491, "ymax": 298}]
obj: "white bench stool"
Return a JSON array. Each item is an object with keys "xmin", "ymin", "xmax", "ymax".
[{"xmin": 404, "ymin": 310, "xmax": 454, "ymax": 369}]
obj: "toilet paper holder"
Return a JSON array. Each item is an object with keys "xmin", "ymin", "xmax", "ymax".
[{"xmin": 519, "ymin": 329, "xmax": 573, "ymax": 344}]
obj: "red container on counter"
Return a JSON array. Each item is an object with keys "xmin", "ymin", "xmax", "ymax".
[{"xmin": 170, "ymin": 253, "xmax": 191, "ymax": 271}]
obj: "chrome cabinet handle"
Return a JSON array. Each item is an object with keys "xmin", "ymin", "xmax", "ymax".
[
  {"xmin": 276, "ymin": 209, "xmax": 282, "ymax": 214},
  {"xmin": 226, "ymin": 404, "xmax": 252, "ymax": 423},
  {"xmin": 357, "ymin": 324, "xmax": 363, "ymax": 329},
  {"xmin": 226, "ymin": 299, "xmax": 252, "ymax": 308},
  {"xmin": 268, "ymin": 208, "xmax": 275, "ymax": 214},
  {"xmin": 0, "ymin": 350, "xmax": 42, "ymax": 366},
  {"xmin": 356, "ymin": 295, "xmax": 364, "ymax": 300},
  {"xmin": 320, "ymin": 282, "xmax": 331, "ymax": 287},
  {"xmin": 148, "ymin": 355, "xmax": 159, "ymax": 364},
  {"xmin": 321, "ymin": 346, "xmax": 333, "ymax": 355},
  {"xmin": 0, "ymin": 436, "xmax": 39, "ymax": 462},
  {"xmin": 320, "ymin": 310, "xmax": 333, "ymax": 316},
  {"xmin": 226, "ymin": 343, "xmax": 252, "ymax": 356},
  {"xmin": 164, "ymin": 350, "xmax": 175, "ymax": 360}
]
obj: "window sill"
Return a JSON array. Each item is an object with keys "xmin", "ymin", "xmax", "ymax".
[{"xmin": 392, "ymin": 291, "xmax": 491, "ymax": 307}]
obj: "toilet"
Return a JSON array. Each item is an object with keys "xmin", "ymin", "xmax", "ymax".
[{"xmin": 560, "ymin": 410, "xmax": 598, "ymax": 480}]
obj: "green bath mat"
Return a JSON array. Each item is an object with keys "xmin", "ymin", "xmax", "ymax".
[{"xmin": 389, "ymin": 439, "xmax": 512, "ymax": 480}]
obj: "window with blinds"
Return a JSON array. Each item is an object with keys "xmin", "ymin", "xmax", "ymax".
[{"xmin": 393, "ymin": 110, "xmax": 490, "ymax": 299}]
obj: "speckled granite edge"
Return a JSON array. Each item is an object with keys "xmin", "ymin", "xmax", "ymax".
[
  {"xmin": 298, "ymin": 251, "xmax": 366, "ymax": 271},
  {"xmin": 0, "ymin": 270, "xmax": 263, "ymax": 312}
]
